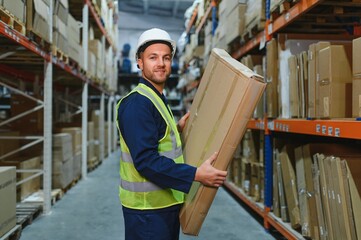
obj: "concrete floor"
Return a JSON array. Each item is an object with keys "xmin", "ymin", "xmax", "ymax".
[{"xmin": 21, "ymin": 151, "xmax": 276, "ymax": 240}]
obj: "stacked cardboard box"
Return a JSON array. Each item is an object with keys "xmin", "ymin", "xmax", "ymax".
[
  {"xmin": 244, "ymin": 0, "xmax": 266, "ymax": 31},
  {"xmin": 53, "ymin": 0, "xmax": 69, "ymax": 55},
  {"xmin": 60, "ymin": 127, "xmax": 82, "ymax": 179},
  {"xmin": 0, "ymin": 167, "xmax": 16, "ymax": 238},
  {"xmin": 26, "ymin": 0, "xmax": 51, "ymax": 42},
  {"xmin": 91, "ymin": 110, "xmax": 102, "ymax": 164},
  {"xmin": 67, "ymin": 14, "xmax": 82, "ymax": 65},
  {"xmin": 0, "ymin": 156, "xmax": 41, "ymax": 201},
  {"xmin": 352, "ymin": 37, "xmax": 361, "ymax": 117},
  {"xmin": 225, "ymin": 3, "xmax": 246, "ymax": 45},
  {"xmin": 180, "ymin": 48, "xmax": 265, "ymax": 235},
  {"xmin": 87, "ymin": 121, "xmax": 97, "ymax": 167},
  {"xmin": 1, "ymin": 0, "xmax": 26, "ymax": 23},
  {"xmin": 318, "ymin": 45, "xmax": 352, "ymax": 118},
  {"xmin": 52, "ymin": 133, "xmax": 74, "ymax": 188},
  {"xmin": 89, "ymin": 39, "xmax": 105, "ymax": 83},
  {"xmin": 266, "ymin": 39, "xmax": 279, "ymax": 118}
]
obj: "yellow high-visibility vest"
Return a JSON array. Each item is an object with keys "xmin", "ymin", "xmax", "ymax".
[{"xmin": 116, "ymin": 83, "xmax": 184, "ymax": 210}]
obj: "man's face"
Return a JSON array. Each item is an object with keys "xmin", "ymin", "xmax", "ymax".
[{"xmin": 137, "ymin": 43, "xmax": 172, "ymax": 90}]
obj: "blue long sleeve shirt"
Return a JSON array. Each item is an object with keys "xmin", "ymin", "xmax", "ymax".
[{"xmin": 117, "ymin": 78, "xmax": 196, "ymax": 194}]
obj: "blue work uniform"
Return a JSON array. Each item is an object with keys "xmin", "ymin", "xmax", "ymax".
[{"xmin": 117, "ymin": 78, "xmax": 196, "ymax": 240}]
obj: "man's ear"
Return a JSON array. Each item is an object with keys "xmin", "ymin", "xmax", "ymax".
[{"xmin": 137, "ymin": 59, "xmax": 143, "ymax": 70}]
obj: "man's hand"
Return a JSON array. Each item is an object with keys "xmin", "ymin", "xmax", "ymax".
[
  {"xmin": 195, "ymin": 152, "xmax": 227, "ymax": 188},
  {"xmin": 177, "ymin": 112, "xmax": 190, "ymax": 133}
]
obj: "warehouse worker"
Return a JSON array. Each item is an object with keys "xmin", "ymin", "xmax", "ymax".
[{"xmin": 116, "ymin": 28, "xmax": 228, "ymax": 240}]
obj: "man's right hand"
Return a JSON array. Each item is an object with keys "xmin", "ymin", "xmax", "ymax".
[{"xmin": 194, "ymin": 152, "xmax": 227, "ymax": 188}]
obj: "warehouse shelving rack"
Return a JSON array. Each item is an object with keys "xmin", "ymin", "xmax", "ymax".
[
  {"xmin": 186, "ymin": 0, "xmax": 361, "ymax": 239},
  {"xmin": 226, "ymin": 0, "xmax": 361, "ymax": 239},
  {"xmin": 0, "ymin": 0, "xmax": 118, "ymax": 215}
]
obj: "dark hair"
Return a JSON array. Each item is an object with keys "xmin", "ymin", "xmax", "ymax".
[{"xmin": 136, "ymin": 40, "xmax": 173, "ymax": 59}]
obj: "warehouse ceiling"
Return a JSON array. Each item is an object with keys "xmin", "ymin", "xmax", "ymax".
[{"xmin": 117, "ymin": 0, "xmax": 194, "ymax": 19}]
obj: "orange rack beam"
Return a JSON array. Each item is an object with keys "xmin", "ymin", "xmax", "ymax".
[
  {"xmin": 186, "ymin": 5, "xmax": 198, "ymax": 33},
  {"xmin": 85, "ymin": 0, "xmax": 114, "ymax": 49},
  {"xmin": 268, "ymin": 0, "xmax": 323, "ymax": 36},
  {"xmin": 196, "ymin": 5, "xmax": 212, "ymax": 34},
  {"xmin": 270, "ymin": 119, "xmax": 361, "ymax": 140},
  {"xmin": 232, "ymin": 0, "xmax": 324, "ymax": 60},
  {"xmin": 247, "ymin": 119, "xmax": 265, "ymax": 130},
  {"xmin": 0, "ymin": 22, "xmax": 50, "ymax": 61}
]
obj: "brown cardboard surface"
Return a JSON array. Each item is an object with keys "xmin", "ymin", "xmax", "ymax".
[
  {"xmin": 330, "ymin": 158, "xmax": 348, "ymax": 239},
  {"xmin": 0, "ymin": 156, "xmax": 41, "ymax": 201},
  {"xmin": 180, "ymin": 48, "xmax": 266, "ymax": 235},
  {"xmin": 302, "ymin": 145, "xmax": 320, "ymax": 239},
  {"xmin": 0, "ymin": 167, "xmax": 16, "ymax": 238},
  {"xmin": 295, "ymin": 146, "xmax": 311, "ymax": 237},
  {"xmin": 298, "ymin": 52, "xmax": 308, "ymax": 118},
  {"xmin": 340, "ymin": 161, "xmax": 357, "ymax": 240},
  {"xmin": 312, "ymin": 159, "xmax": 327, "ymax": 240},
  {"xmin": 337, "ymin": 159, "xmax": 356, "ymax": 240},
  {"xmin": 3, "ymin": 0, "xmax": 25, "ymax": 22},
  {"xmin": 346, "ymin": 162, "xmax": 361, "ymax": 240},
  {"xmin": 353, "ymin": 37, "xmax": 361, "ymax": 76},
  {"xmin": 325, "ymin": 157, "xmax": 341, "ymax": 240},
  {"xmin": 279, "ymin": 149, "xmax": 300, "ymax": 229},
  {"xmin": 266, "ymin": 39, "xmax": 279, "ymax": 118},
  {"xmin": 352, "ymin": 76, "xmax": 361, "ymax": 117},
  {"xmin": 288, "ymin": 55, "xmax": 300, "ymax": 118},
  {"xmin": 318, "ymin": 45, "xmax": 352, "ymax": 118},
  {"xmin": 317, "ymin": 154, "xmax": 334, "ymax": 240},
  {"xmin": 273, "ymin": 152, "xmax": 280, "ymax": 217},
  {"xmin": 308, "ymin": 42, "xmax": 330, "ymax": 118},
  {"xmin": 275, "ymin": 149, "xmax": 289, "ymax": 221}
]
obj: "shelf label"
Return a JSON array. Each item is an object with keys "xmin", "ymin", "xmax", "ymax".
[
  {"xmin": 322, "ymin": 125, "xmax": 327, "ymax": 135},
  {"xmin": 285, "ymin": 12, "xmax": 291, "ymax": 22},
  {"xmin": 335, "ymin": 128, "xmax": 340, "ymax": 137},
  {"xmin": 4, "ymin": 27, "xmax": 20, "ymax": 43},
  {"xmin": 316, "ymin": 124, "xmax": 321, "ymax": 133},
  {"xmin": 328, "ymin": 127, "xmax": 333, "ymax": 136},
  {"xmin": 268, "ymin": 23, "xmax": 273, "ymax": 35}
]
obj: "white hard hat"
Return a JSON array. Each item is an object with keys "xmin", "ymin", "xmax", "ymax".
[{"xmin": 135, "ymin": 28, "xmax": 176, "ymax": 60}]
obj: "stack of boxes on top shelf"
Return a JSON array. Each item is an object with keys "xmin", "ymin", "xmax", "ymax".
[
  {"xmin": 88, "ymin": 0, "xmax": 119, "ymax": 92},
  {"xmin": 0, "ymin": 0, "xmax": 118, "ymax": 92},
  {"xmin": 263, "ymin": 36, "xmax": 361, "ymax": 119}
]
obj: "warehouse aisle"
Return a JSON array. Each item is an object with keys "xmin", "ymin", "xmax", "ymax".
[{"xmin": 21, "ymin": 151, "xmax": 275, "ymax": 240}]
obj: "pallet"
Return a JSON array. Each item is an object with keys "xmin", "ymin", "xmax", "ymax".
[
  {"xmin": 270, "ymin": 0, "xmax": 300, "ymax": 21},
  {"xmin": 27, "ymin": 30, "xmax": 51, "ymax": 51},
  {"xmin": 87, "ymin": 157, "xmax": 101, "ymax": 172},
  {"xmin": 242, "ymin": 18, "xmax": 266, "ymax": 42},
  {"xmin": 61, "ymin": 176, "xmax": 81, "ymax": 194},
  {"xmin": 0, "ymin": 225, "xmax": 22, "ymax": 240},
  {"xmin": 52, "ymin": 46, "xmax": 69, "ymax": 64},
  {"xmin": 16, "ymin": 203, "xmax": 42, "ymax": 229},
  {"xmin": 0, "ymin": 6, "xmax": 26, "ymax": 35},
  {"xmin": 22, "ymin": 189, "xmax": 64, "ymax": 206}
]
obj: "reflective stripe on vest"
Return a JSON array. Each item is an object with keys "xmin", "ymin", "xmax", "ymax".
[{"xmin": 120, "ymin": 178, "xmax": 162, "ymax": 192}]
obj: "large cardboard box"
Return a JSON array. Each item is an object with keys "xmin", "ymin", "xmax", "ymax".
[
  {"xmin": 308, "ymin": 42, "xmax": 330, "ymax": 118},
  {"xmin": 0, "ymin": 167, "xmax": 16, "ymax": 238},
  {"xmin": 318, "ymin": 45, "xmax": 352, "ymax": 118},
  {"xmin": 352, "ymin": 37, "xmax": 361, "ymax": 117},
  {"xmin": 225, "ymin": 4, "xmax": 246, "ymax": 44},
  {"xmin": 279, "ymin": 149, "xmax": 301, "ymax": 229},
  {"xmin": 3, "ymin": 0, "xmax": 26, "ymax": 23},
  {"xmin": 26, "ymin": 0, "xmax": 51, "ymax": 42},
  {"xmin": 179, "ymin": 48, "xmax": 265, "ymax": 235},
  {"xmin": 353, "ymin": 37, "xmax": 361, "ymax": 76},
  {"xmin": 266, "ymin": 39, "xmax": 279, "ymax": 118},
  {"xmin": 0, "ymin": 156, "xmax": 41, "ymax": 201}
]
